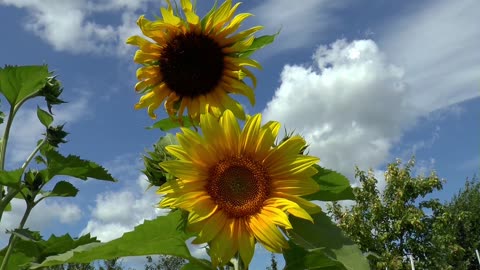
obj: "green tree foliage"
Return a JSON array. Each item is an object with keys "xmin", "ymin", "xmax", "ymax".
[
  {"xmin": 265, "ymin": 253, "xmax": 278, "ymax": 270},
  {"xmin": 328, "ymin": 158, "xmax": 456, "ymax": 269},
  {"xmin": 144, "ymin": 255, "xmax": 186, "ymax": 270},
  {"xmin": 442, "ymin": 176, "xmax": 480, "ymax": 269}
]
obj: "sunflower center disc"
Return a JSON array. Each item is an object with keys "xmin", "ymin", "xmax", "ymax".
[
  {"xmin": 160, "ymin": 32, "xmax": 224, "ymax": 98},
  {"xmin": 207, "ymin": 156, "xmax": 271, "ymax": 218}
]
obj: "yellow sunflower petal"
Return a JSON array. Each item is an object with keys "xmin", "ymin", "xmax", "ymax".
[
  {"xmin": 191, "ymin": 211, "xmax": 227, "ymax": 244},
  {"xmin": 210, "ymin": 219, "xmax": 239, "ymax": 267},
  {"xmin": 239, "ymin": 113, "xmax": 262, "ymax": 153},
  {"xmin": 248, "ymin": 214, "xmax": 289, "ymax": 252},
  {"xmin": 161, "ymin": 7, "xmax": 181, "ymax": 25},
  {"xmin": 238, "ymin": 220, "xmax": 255, "ymax": 266}
]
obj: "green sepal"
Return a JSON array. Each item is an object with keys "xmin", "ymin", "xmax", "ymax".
[
  {"xmin": 147, "ymin": 116, "xmax": 194, "ymax": 131},
  {"xmin": 303, "ymin": 165, "xmax": 355, "ymax": 201},
  {"xmin": 45, "ymin": 124, "xmax": 69, "ymax": 147},
  {"xmin": 36, "ymin": 106, "xmax": 53, "ymax": 127},
  {"xmin": 237, "ymin": 30, "xmax": 280, "ymax": 58},
  {"xmin": 39, "ymin": 76, "xmax": 66, "ymax": 113},
  {"xmin": 0, "ymin": 65, "xmax": 49, "ymax": 108},
  {"xmin": 142, "ymin": 134, "xmax": 178, "ymax": 188}
]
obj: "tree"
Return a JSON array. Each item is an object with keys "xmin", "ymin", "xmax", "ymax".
[
  {"xmin": 144, "ymin": 255, "xmax": 186, "ymax": 270},
  {"xmin": 328, "ymin": 158, "xmax": 456, "ymax": 269},
  {"xmin": 442, "ymin": 176, "xmax": 480, "ymax": 269},
  {"xmin": 266, "ymin": 253, "xmax": 278, "ymax": 270}
]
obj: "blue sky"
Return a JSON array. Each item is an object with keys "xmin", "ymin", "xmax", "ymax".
[{"xmin": 0, "ymin": 0, "xmax": 479, "ymax": 269}]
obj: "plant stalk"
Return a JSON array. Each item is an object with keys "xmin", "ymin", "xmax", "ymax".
[{"xmin": 0, "ymin": 201, "xmax": 33, "ymax": 270}]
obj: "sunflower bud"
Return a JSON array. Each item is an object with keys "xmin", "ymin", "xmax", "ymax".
[
  {"xmin": 45, "ymin": 124, "xmax": 68, "ymax": 147},
  {"xmin": 39, "ymin": 76, "xmax": 66, "ymax": 113}
]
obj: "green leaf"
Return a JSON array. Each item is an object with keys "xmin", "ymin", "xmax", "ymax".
[
  {"xmin": 32, "ymin": 211, "xmax": 193, "ymax": 268},
  {"xmin": 0, "ymin": 65, "xmax": 49, "ymax": 107},
  {"xmin": 44, "ymin": 181, "xmax": 79, "ymax": 197},
  {"xmin": 237, "ymin": 31, "xmax": 280, "ymax": 58},
  {"xmin": 0, "ymin": 168, "xmax": 22, "ymax": 188},
  {"xmin": 285, "ymin": 212, "xmax": 369, "ymax": 270},
  {"xmin": 147, "ymin": 116, "xmax": 193, "ymax": 131},
  {"xmin": 0, "ymin": 232, "xmax": 98, "ymax": 269},
  {"xmin": 43, "ymin": 149, "xmax": 116, "ymax": 182},
  {"xmin": 284, "ymin": 242, "xmax": 347, "ymax": 270},
  {"xmin": 36, "ymin": 106, "xmax": 53, "ymax": 127},
  {"xmin": 303, "ymin": 165, "xmax": 355, "ymax": 201}
]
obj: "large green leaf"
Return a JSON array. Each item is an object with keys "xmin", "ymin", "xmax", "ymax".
[
  {"xmin": 0, "ymin": 65, "xmax": 49, "ymax": 107},
  {"xmin": 36, "ymin": 106, "xmax": 53, "ymax": 127},
  {"xmin": 147, "ymin": 116, "xmax": 193, "ymax": 131},
  {"xmin": 303, "ymin": 165, "xmax": 355, "ymax": 201},
  {"xmin": 284, "ymin": 242, "xmax": 347, "ymax": 270},
  {"xmin": 284, "ymin": 212, "xmax": 369, "ymax": 270},
  {"xmin": 0, "ymin": 231, "xmax": 98, "ymax": 269},
  {"xmin": 32, "ymin": 211, "xmax": 194, "ymax": 268},
  {"xmin": 43, "ymin": 149, "xmax": 116, "ymax": 182},
  {"xmin": 0, "ymin": 168, "xmax": 22, "ymax": 188}
]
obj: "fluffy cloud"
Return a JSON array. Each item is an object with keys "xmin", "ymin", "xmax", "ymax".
[
  {"xmin": 0, "ymin": 0, "xmax": 156, "ymax": 55},
  {"xmin": 379, "ymin": 0, "xmax": 480, "ymax": 113},
  {"xmin": 0, "ymin": 199, "xmax": 82, "ymax": 245},
  {"xmin": 263, "ymin": 39, "xmax": 416, "ymax": 179},
  {"xmin": 80, "ymin": 174, "xmax": 166, "ymax": 242}
]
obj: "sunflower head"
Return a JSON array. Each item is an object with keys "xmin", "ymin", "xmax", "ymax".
[
  {"xmin": 158, "ymin": 110, "xmax": 321, "ymax": 267},
  {"xmin": 127, "ymin": 0, "xmax": 266, "ymax": 122}
]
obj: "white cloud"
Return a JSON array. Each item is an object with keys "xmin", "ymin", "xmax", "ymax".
[
  {"xmin": 263, "ymin": 39, "xmax": 416, "ymax": 181},
  {"xmin": 0, "ymin": 199, "xmax": 82, "ymax": 245},
  {"xmin": 250, "ymin": 0, "xmax": 347, "ymax": 55},
  {"xmin": 0, "ymin": 0, "xmax": 155, "ymax": 55},
  {"xmin": 80, "ymin": 174, "xmax": 167, "ymax": 242},
  {"xmin": 379, "ymin": 0, "xmax": 480, "ymax": 113}
]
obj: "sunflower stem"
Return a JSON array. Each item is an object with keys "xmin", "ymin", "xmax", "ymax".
[{"xmin": 0, "ymin": 200, "xmax": 33, "ymax": 270}]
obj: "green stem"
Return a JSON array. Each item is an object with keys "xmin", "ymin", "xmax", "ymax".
[
  {"xmin": 0, "ymin": 200, "xmax": 34, "ymax": 270},
  {"xmin": 0, "ymin": 106, "xmax": 16, "ymax": 202},
  {"xmin": 21, "ymin": 138, "xmax": 47, "ymax": 173},
  {"xmin": 0, "ymin": 137, "xmax": 47, "ymax": 223}
]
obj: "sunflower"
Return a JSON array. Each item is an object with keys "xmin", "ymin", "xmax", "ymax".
[
  {"xmin": 127, "ymin": 0, "xmax": 264, "ymax": 121},
  {"xmin": 158, "ymin": 110, "xmax": 321, "ymax": 266}
]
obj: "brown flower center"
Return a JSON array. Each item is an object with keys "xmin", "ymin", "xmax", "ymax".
[
  {"xmin": 207, "ymin": 156, "xmax": 271, "ymax": 218},
  {"xmin": 159, "ymin": 32, "xmax": 225, "ymax": 98}
]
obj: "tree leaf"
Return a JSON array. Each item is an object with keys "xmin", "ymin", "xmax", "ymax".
[
  {"xmin": 284, "ymin": 212, "xmax": 369, "ymax": 270},
  {"xmin": 43, "ymin": 149, "xmax": 116, "ymax": 182},
  {"xmin": 32, "ymin": 211, "xmax": 193, "ymax": 268},
  {"xmin": 0, "ymin": 65, "xmax": 49, "ymax": 107},
  {"xmin": 36, "ymin": 106, "xmax": 53, "ymax": 127},
  {"xmin": 303, "ymin": 165, "xmax": 355, "ymax": 201},
  {"xmin": 44, "ymin": 181, "xmax": 79, "ymax": 197},
  {"xmin": 147, "ymin": 116, "xmax": 193, "ymax": 131},
  {"xmin": 0, "ymin": 168, "xmax": 22, "ymax": 188}
]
